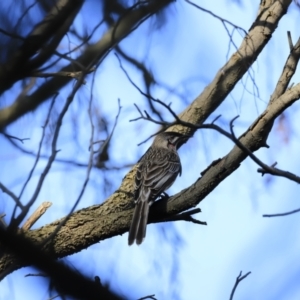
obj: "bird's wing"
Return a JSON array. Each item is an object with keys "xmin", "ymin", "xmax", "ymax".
[
  {"xmin": 136, "ymin": 149, "xmax": 181, "ymax": 201},
  {"xmin": 129, "ymin": 148, "xmax": 181, "ymax": 245},
  {"xmin": 134, "ymin": 147, "xmax": 153, "ymax": 201}
]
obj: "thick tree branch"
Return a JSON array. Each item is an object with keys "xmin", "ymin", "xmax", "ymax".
[{"xmin": 270, "ymin": 34, "xmax": 300, "ymax": 103}]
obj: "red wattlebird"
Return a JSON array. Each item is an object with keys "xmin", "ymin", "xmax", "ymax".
[{"xmin": 128, "ymin": 131, "xmax": 189, "ymax": 245}]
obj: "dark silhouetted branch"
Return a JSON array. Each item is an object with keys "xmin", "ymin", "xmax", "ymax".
[
  {"xmin": 263, "ymin": 207, "xmax": 300, "ymax": 218},
  {"xmin": 229, "ymin": 271, "xmax": 251, "ymax": 300}
]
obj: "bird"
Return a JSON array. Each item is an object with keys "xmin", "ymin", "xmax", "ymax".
[{"xmin": 128, "ymin": 131, "xmax": 189, "ymax": 246}]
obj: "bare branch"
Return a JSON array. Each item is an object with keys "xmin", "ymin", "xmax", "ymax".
[
  {"xmin": 185, "ymin": 0, "xmax": 247, "ymax": 35},
  {"xmin": 22, "ymin": 202, "xmax": 52, "ymax": 231},
  {"xmin": 116, "ymin": 53, "xmax": 183, "ymax": 125},
  {"xmin": 187, "ymin": 0, "xmax": 261, "ymax": 102},
  {"xmin": 256, "ymin": 165, "xmax": 300, "ymax": 183},
  {"xmin": 0, "ymin": 182, "xmax": 23, "ymax": 209},
  {"xmin": 158, "ymin": 208, "xmax": 207, "ymax": 225},
  {"xmin": 94, "ymin": 99, "xmax": 122, "ymax": 158},
  {"xmin": 229, "ymin": 271, "xmax": 251, "ymax": 300},
  {"xmin": 263, "ymin": 207, "xmax": 300, "ymax": 218},
  {"xmin": 31, "ymin": 68, "xmax": 95, "ymax": 80},
  {"xmin": 228, "ymin": 119, "xmax": 300, "ymax": 184},
  {"xmin": 270, "ymin": 34, "xmax": 300, "ymax": 104},
  {"xmin": 0, "ymin": 28, "xmax": 24, "ymax": 40},
  {"xmin": 5, "ymin": 133, "xmax": 133, "ymax": 170},
  {"xmin": 18, "ymin": 95, "xmax": 57, "ymax": 201},
  {"xmin": 287, "ymin": 31, "xmax": 294, "ymax": 51},
  {"xmin": 25, "ymin": 273, "xmax": 48, "ymax": 278},
  {"xmin": 1, "ymin": 132, "xmax": 29, "ymax": 144},
  {"xmin": 115, "ymin": 45, "xmax": 164, "ymax": 122},
  {"xmin": 138, "ymin": 295, "xmax": 157, "ymax": 300}
]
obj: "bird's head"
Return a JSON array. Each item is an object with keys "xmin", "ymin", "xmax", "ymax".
[{"xmin": 153, "ymin": 131, "xmax": 191, "ymax": 150}]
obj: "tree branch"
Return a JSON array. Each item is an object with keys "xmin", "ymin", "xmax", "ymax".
[
  {"xmin": 263, "ymin": 207, "xmax": 300, "ymax": 217},
  {"xmin": 22, "ymin": 202, "xmax": 52, "ymax": 231},
  {"xmin": 229, "ymin": 271, "xmax": 251, "ymax": 300}
]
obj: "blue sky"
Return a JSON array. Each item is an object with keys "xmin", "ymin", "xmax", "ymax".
[{"xmin": 1, "ymin": 0, "xmax": 300, "ymax": 299}]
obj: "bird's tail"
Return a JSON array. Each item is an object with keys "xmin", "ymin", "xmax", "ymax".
[{"xmin": 128, "ymin": 194, "xmax": 150, "ymax": 245}]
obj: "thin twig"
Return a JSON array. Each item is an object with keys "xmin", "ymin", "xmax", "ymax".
[
  {"xmin": 93, "ymin": 98, "xmax": 122, "ymax": 154},
  {"xmin": 25, "ymin": 273, "xmax": 48, "ymax": 277},
  {"xmin": 228, "ymin": 119, "xmax": 300, "ymax": 184},
  {"xmin": 115, "ymin": 45, "xmax": 164, "ymax": 122},
  {"xmin": 18, "ymin": 95, "xmax": 57, "ymax": 201},
  {"xmin": 229, "ymin": 271, "xmax": 251, "ymax": 300},
  {"xmin": 0, "ymin": 182, "xmax": 24, "ymax": 209},
  {"xmin": 0, "ymin": 28, "xmax": 24, "ymax": 40},
  {"xmin": 287, "ymin": 31, "xmax": 293, "ymax": 51},
  {"xmin": 116, "ymin": 53, "xmax": 183, "ymax": 124},
  {"xmin": 5, "ymin": 136, "xmax": 133, "ymax": 170},
  {"xmin": 270, "ymin": 35, "xmax": 300, "ymax": 104},
  {"xmin": 31, "ymin": 68, "xmax": 95, "ymax": 81},
  {"xmin": 138, "ymin": 295, "xmax": 157, "ymax": 300},
  {"xmin": 157, "ymin": 208, "xmax": 207, "ymax": 225},
  {"xmin": 1, "ymin": 132, "xmax": 29, "ymax": 143},
  {"xmin": 185, "ymin": 0, "xmax": 247, "ymax": 35},
  {"xmin": 185, "ymin": 0, "xmax": 261, "ymax": 100},
  {"xmin": 22, "ymin": 202, "xmax": 52, "ymax": 230},
  {"xmin": 263, "ymin": 207, "xmax": 300, "ymax": 218}
]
